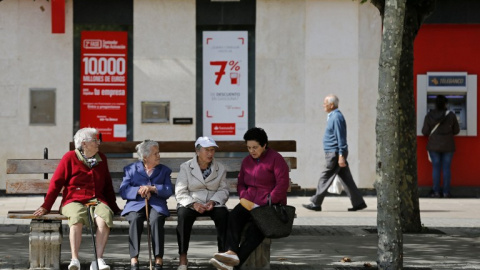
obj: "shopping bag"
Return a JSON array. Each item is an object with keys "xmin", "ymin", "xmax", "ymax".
[{"xmin": 327, "ymin": 175, "xmax": 344, "ymax": 194}]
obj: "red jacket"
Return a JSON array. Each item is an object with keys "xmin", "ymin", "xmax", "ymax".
[
  {"xmin": 41, "ymin": 150, "xmax": 121, "ymax": 214},
  {"xmin": 237, "ymin": 148, "xmax": 289, "ymax": 206}
]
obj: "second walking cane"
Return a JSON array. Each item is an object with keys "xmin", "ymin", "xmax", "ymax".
[{"xmin": 145, "ymin": 198, "xmax": 153, "ymax": 270}]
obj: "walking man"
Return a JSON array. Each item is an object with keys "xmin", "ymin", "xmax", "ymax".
[{"xmin": 303, "ymin": 94, "xmax": 367, "ymax": 212}]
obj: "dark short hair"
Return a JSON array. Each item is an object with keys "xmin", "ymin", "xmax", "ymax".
[
  {"xmin": 435, "ymin": 95, "xmax": 448, "ymax": 110},
  {"xmin": 243, "ymin": 127, "xmax": 268, "ymax": 147}
]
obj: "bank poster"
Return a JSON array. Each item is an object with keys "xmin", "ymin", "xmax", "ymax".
[
  {"xmin": 80, "ymin": 31, "xmax": 128, "ymax": 141},
  {"xmin": 203, "ymin": 31, "xmax": 248, "ymax": 140}
]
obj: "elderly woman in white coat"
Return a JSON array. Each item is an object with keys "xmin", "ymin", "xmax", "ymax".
[{"xmin": 175, "ymin": 137, "xmax": 229, "ymax": 270}]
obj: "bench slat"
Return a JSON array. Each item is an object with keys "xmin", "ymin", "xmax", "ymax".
[
  {"xmin": 69, "ymin": 140, "xmax": 297, "ymax": 153},
  {"xmin": 6, "ymin": 178, "xmax": 292, "ymax": 195},
  {"xmin": 7, "ymin": 210, "xmax": 66, "ymax": 220},
  {"xmin": 6, "ymin": 156, "xmax": 295, "ymax": 194},
  {"xmin": 6, "ymin": 210, "xmax": 212, "ymax": 222},
  {"xmin": 7, "ymin": 157, "xmax": 296, "ymax": 174},
  {"xmin": 6, "ymin": 179, "xmax": 51, "ymax": 194},
  {"xmin": 6, "ymin": 159, "xmax": 60, "ymax": 174}
]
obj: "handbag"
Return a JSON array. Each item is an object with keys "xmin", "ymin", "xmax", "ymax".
[
  {"xmin": 250, "ymin": 196, "xmax": 296, "ymax": 239},
  {"xmin": 328, "ymin": 175, "xmax": 344, "ymax": 194}
]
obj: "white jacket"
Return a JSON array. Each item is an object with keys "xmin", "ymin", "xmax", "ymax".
[{"xmin": 175, "ymin": 155, "xmax": 229, "ymax": 208}]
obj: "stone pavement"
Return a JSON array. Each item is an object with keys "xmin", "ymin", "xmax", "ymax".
[{"xmin": 0, "ymin": 195, "xmax": 479, "ymax": 269}]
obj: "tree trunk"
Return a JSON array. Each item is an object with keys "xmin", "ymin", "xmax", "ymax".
[
  {"xmin": 397, "ymin": 1, "xmax": 422, "ymax": 233},
  {"xmin": 370, "ymin": 0, "xmax": 436, "ymax": 234},
  {"xmin": 398, "ymin": 0, "xmax": 436, "ymax": 233},
  {"xmin": 374, "ymin": 0, "xmax": 407, "ymax": 269}
]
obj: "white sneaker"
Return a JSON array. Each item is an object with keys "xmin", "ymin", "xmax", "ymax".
[
  {"xmin": 210, "ymin": 258, "xmax": 233, "ymax": 270},
  {"xmin": 68, "ymin": 259, "xmax": 80, "ymax": 270},
  {"xmin": 213, "ymin": 252, "xmax": 240, "ymax": 266},
  {"xmin": 90, "ymin": 258, "xmax": 110, "ymax": 270}
]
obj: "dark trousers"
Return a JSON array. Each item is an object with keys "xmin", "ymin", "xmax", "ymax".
[
  {"xmin": 225, "ymin": 204, "xmax": 265, "ymax": 267},
  {"xmin": 176, "ymin": 206, "xmax": 229, "ymax": 254},
  {"xmin": 310, "ymin": 151, "xmax": 365, "ymax": 207},
  {"xmin": 125, "ymin": 207, "xmax": 166, "ymax": 259}
]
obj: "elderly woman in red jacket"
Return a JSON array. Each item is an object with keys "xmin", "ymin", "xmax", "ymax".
[
  {"xmin": 33, "ymin": 128, "xmax": 121, "ymax": 270},
  {"xmin": 209, "ymin": 127, "xmax": 290, "ymax": 270}
]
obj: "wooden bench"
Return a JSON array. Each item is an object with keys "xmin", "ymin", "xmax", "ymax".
[{"xmin": 6, "ymin": 140, "xmax": 297, "ymax": 270}]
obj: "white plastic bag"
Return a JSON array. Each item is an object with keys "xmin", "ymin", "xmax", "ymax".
[{"xmin": 328, "ymin": 175, "xmax": 344, "ymax": 194}]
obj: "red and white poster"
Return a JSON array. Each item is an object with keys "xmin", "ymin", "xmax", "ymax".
[
  {"xmin": 80, "ymin": 31, "xmax": 128, "ymax": 141},
  {"xmin": 203, "ymin": 31, "xmax": 248, "ymax": 140}
]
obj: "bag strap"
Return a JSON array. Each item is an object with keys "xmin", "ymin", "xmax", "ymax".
[
  {"xmin": 430, "ymin": 110, "xmax": 450, "ymax": 136},
  {"xmin": 267, "ymin": 194, "xmax": 289, "ymax": 223},
  {"xmin": 430, "ymin": 123, "xmax": 441, "ymax": 136}
]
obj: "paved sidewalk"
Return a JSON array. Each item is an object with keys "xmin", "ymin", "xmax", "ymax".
[{"xmin": 0, "ymin": 195, "xmax": 479, "ymax": 269}]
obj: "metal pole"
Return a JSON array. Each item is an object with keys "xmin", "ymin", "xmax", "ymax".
[{"xmin": 43, "ymin": 148, "xmax": 48, "ymax": 180}]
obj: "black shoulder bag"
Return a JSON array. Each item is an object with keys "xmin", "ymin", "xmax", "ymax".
[{"xmin": 250, "ymin": 195, "xmax": 296, "ymax": 239}]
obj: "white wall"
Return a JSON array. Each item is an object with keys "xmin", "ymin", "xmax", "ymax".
[
  {"xmin": 0, "ymin": 0, "xmax": 74, "ymax": 186},
  {"xmin": 133, "ymin": 0, "xmax": 196, "ymax": 142},
  {"xmin": 256, "ymin": 0, "xmax": 381, "ymax": 189},
  {"xmin": 357, "ymin": 3, "xmax": 381, "ymax": 189},
  {"xmin": 0, "ymin": 0, "xmax": 381, "ymax": 190}
]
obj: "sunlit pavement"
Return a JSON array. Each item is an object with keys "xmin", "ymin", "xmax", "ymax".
[{"xmin": 0, "ymin": 195, "xmax": 479, "ymax": 269}]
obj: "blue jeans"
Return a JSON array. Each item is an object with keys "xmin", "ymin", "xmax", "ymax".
[{"xmin": 428, "ymin": 151, "xmax": 454, "ymax": 194}]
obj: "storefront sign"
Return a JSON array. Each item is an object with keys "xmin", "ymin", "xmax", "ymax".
[
  {"xmin": 80, "ymin": 31, "xmax": 128, "ymax": 141},
  {"xmin": 202, "ymin": 31, "xmax": 248, "ymax": 140},
  {"xmin": 428, "ymin": 75, "xmax": 467, "ymax": 87}
]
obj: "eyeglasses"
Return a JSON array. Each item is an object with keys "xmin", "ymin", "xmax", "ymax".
[{"xmin": 84, "ymin": 138, "xmax": 101, "ymax": 143}]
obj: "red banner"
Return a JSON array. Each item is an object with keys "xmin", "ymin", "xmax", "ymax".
[
  {"xmin": 51, "ymin": 0, "xmax": 65, "ymax": 34},
  {"xmin": 80, "ymin": 31, "xmax": 128, "ymax": 141}
]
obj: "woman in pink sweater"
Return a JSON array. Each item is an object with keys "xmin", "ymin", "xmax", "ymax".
[{"xmin": 209, "ymin": 127, "xmax": 290, "ymax": 270}]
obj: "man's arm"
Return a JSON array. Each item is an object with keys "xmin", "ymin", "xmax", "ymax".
[{"xmin": 333, "ymin": 112, "xmax": 348, "ymax": 167}]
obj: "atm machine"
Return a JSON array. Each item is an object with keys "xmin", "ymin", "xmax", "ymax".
[{"xmin": 417, "ymin": 72, "xmax": 477, "ymax": 136}]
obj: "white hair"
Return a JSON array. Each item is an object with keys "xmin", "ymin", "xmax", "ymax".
[
  {"xmin": 136, "ymin": 140, "xmax": 159, "ymax": 161},
  {"xmin": 326, "ymin": 94, "xmax": 339, "ymax": 108},
  {"xmin": 73, "ymin": 128, "xmax": 99, "ymax": 150}
]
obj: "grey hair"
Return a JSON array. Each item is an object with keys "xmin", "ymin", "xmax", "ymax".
[
  {"xmin": 325, "ymin": 94, "xmax": 339, "ymax": 108},
  {"xmin": 195, "ymin": 144, "xmax": 203, "ymax": 151},
  {"xmin": 136, "ymin": 140, "xmax": 159, "ymax": 161},
  {"xmin": 73, "ymin": 128, "xmax": 99, "ymax": 150}
]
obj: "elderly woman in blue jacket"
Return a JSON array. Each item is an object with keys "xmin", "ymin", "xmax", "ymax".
[{"xmin": 120, "ymin": 140, "xmax": 173, "ymax": 270}]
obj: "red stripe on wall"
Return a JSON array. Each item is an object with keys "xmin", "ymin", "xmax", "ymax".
[{"xmin": 51, "ymin": 0, "xmax": 65, "ymax": 34}]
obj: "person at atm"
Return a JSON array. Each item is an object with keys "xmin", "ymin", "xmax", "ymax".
[{"xmin": 422, "ymin": 95, "xmax": 460, "ymax": 198}]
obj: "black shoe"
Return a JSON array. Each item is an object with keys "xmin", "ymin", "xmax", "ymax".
[
  {"xmin": 154, "ymin": 264, "xmax": 163, "ymax": 270},
  {"xmin": 302, "ymin": 203, "xmax": 322, "ymax": 211},
  {"xmin": 443, "ymin": 193, "xmax": 452, "ymax": 198},
  {"xmin": 130, "ymin": 263, "xmax": 139, "ymax": 270},
  {"xmin": 431, "ymin": 192, "xmax": 441, "ymax": 198},
  {"xmin": 348, "ymin": 202, "xmax": 367, "ymax": 211}
]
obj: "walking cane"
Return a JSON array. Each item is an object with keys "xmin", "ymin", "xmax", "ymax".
[
  {"xmin": 86, "ymin": 202, "xmax": 99, "ymax": 270},
  {"xmin": 145, "ymin": 198, "xmax": 153, "ymax": 270}
]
